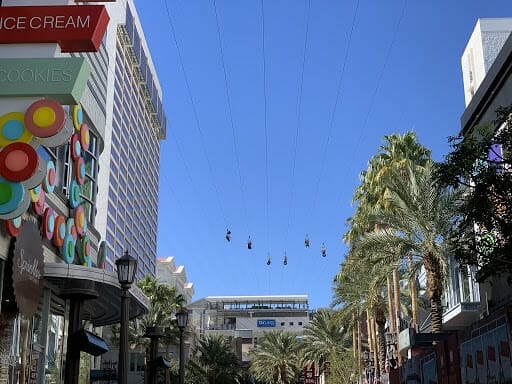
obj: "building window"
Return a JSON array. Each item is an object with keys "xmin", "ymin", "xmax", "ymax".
[
  {"xmin": 298, "ymin": 322, "xmax": 303, "ymax": 326},
  {"xmin": 280, "ymin": 322, "xmax": 285, "ymax": 326},
  {"xmin": 289, "ymin": 322, "xmax": 294, "ymax": 326}
]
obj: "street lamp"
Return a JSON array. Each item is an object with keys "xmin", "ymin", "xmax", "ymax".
[
  {"xmin": 116, "ymin": 251, "xmax": 138, "ymax": 384},
  {"xmin": 176, "ymin": 308, "xmax": 189, "ymax": 384}
]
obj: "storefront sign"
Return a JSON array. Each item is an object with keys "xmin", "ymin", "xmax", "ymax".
[
  {"xmin": 12, "ymin": 221, "xmax": 44, "ymax": 317},
  {"xmin": 0, "ymin": 5, "xmax": 109, "ymax": 52},
  {"xmin": 0, "ymin": 58, "xmax": 90, "ymax": 104},
  {"xmin": 257, "ymin": 319, "xmax": 276, "ymax": 327}
]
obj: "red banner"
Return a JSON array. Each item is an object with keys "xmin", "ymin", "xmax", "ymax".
[
  {"xmin": 304, "ymin": 364, "xmax": 315, "ymax": 384},
  {"xmin": 0, "ymin": 5, "xmax": 109, "ymax": 52}
]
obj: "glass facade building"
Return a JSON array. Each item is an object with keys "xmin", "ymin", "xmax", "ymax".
[{"xmin": 99, "ymin": 2, "xmax": 166, "ymax": 279}]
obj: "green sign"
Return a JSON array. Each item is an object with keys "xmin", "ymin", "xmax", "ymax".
[{"xmin": 0, "ymin": 57, "xmax": 90, "ymax": 105}]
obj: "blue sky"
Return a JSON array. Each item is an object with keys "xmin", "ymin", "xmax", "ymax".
[{"xmin": 133, "ymin": 0, "xmax": 511, "ymax": 309}]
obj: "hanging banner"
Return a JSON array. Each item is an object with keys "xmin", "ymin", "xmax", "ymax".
[
  {"xmin": 12, "ymin": 221, "xmax": 44, "ymax": 317},
  {"xmin": 0, "ymin": 58, "xmax": 90, "ymax": 104},
  {"xmin": 0, "ymin": 5, "xmax": 109, "ymax": 52}
]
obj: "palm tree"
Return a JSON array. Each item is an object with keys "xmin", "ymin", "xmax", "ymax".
[
  {"xmin": 187, "ymin": 334, "xmax": 241, "ymax": 384},
  {"xmin": 300, "ymin": 309, "xmax": 351, "ymax": 370},
  {"xmin": 250, "ymin": 331, "xmax": 301, "ymax": 384},
  {"xmin": 353, "ymin": 161, "xmax": 461, "ymax": 333}
]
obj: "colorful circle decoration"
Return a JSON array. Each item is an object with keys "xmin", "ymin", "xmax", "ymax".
[
  {"xmin": 42, "ymin": 207, "xmax": 55, "ymax": 240},
  {"xmin": 0, "ymin": 112, "xmax": 33, "ymax": 147},
  {"xmin": 53, "ymin": 215, "xmax": 66, "ymax": 247},
  {"xmin": 31, "ymin": 188, "xmax": 45, "ymax": 216},
  {"xmin": 69, "ymin": 180, "xmax": 82, "ymax": 208},
  {"xmin": 63, "ymin": 235, "xmax": 75, "ymax": 264},
  {"xmin": 29, "ymin": 184, "xmax": 42, "ymax": 203},
  {"xmin": 80, "ymin": 124, "xmax": 90, "ymax": 152},
  {"xmin": 75, "ymin": 157, "xmax": 85, "ymax": 185},
  {"xmin": 72, "ymin": 105, "xmax": 83, "ymax": 131},
  {"xmin": 43, "ymin": 161, "xmax": 56, "ymax": 194},
  {"xmin": 70, "ymin": 134, "xmax": 81, "ymax": 160},
  {"xmin": 21, "ymin": 155, "xmax": 45, "ymax": 190},
  {"xmin": 6, "ymin": 216, "xmax": 22, "ymax": 237},
  {"xmin": 36, "ymin": 121, "xmax": 73, "ymax": 148},
  {"xmin": 80, "ymin": 236, "xmax": 91, "ymax": 267},
  {"xmin": 74, "ymin": 205, "xmax": 87, "ymax": 237},
  {"xmin": 0, "ymin": 176, "xmax": 25, "ymax": 215},
  {"xmin": 66, "ymin": 217, "xmax": 77, "ymax": 240},
  {"xmin": 0, "ymin": 142, "xmax": 38, "ymax": 182},
  {"xmin": 0, "ymin": 191, "xmax": 30, "ymax": 220},
  {"xmin": 25, "ymin": 99, "xmax": 66, "ymax": 138}
]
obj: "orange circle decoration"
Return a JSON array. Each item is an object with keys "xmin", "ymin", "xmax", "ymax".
[
  {"xmin": 25, "ymin": 99, "xmax": 65, "ymax": 138},
  {"xmin": 0, "ymin": 112, "xmax": 33, "ymax": 147},
  {"xmin": 69, "ymin": 180, "xmax": 81, "ymax": 208},
  {"xmin": 0, "ymin": 142, "xmax": 38, "ymax": 182},
  {"xmin": 43, "ymin": 161, "xmax": 56, "ymax": 193},
  {"xmin": 75, "ymin": 157, "xmax": 85, "ymax": 185},
  {"xmin": 70, "ymin": 134, "xmax": 81, "ymax": 160},
  {"xmin": 80, "ymin": 124, "xmax": 90, "ymax": 152},
  {"xmin": 72, "ymin": 105, "xmax": 83, "ymax": 131},
  {"xmin": 31, "ymin": 188, "xmax": 45, "ymax": 215},
  {"xmin": 74, "ymin": 205, "xmax": 87, "ymax": 237},
  {"xmin": 63, "ymin": 235, "xmax": 75, "ymax": 264},
  {"xmin": 29, "ymin": 184, "xmax": 42, "ymax": 203},
  {"xmin": 42, "ymin": 207, "xmax": 55, "ymax": 240},
  {"xmin": 6, "ymin": 216, "xmax": 22, "ymax": 237},
  {"xmin": 53, "ymin": 215, "xmax": 66, "ymax": 247},
  {"xmin": 80, "ymin": 236, "xmax": 91, "ymax": 267}
]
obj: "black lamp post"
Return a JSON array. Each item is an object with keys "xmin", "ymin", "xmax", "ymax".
[
  {"xmin": 116, "ymin": 251, "xmax": 138, "ymax": 384},
  {"xmin": 176, "ymin": 308, "xmax": 189, "ymax": 384}
]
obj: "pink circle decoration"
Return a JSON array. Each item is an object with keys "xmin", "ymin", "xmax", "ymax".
[
  {"xmin": 43, "ymin": 207, "xmax": 55, "ymax": 240},
  {"xmin": 31, "ymin": 188, "xmax": 45, "ymax": 215},
  {"xmin": 25, "ymin": 99, "xmax": 65, "ymax": 138},
  {"xmin": 0, "ymin": 142, "xmax": 38, "ymax": 182}
]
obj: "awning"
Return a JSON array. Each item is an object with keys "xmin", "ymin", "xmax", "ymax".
[{"xmin": 44, "ymin": 263, "xmax": 149, "ymax": 326}]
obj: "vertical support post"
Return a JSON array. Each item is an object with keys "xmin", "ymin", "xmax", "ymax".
[
  {"xmin": 179, "ymin": 329, "xmax": 185, "ymax": 384},
  {"xmin": 36, "ymin": 288, "xmax": 51, "ymax": 384},
  {"xmin": 64, "ymin": 299, "xmax": 82, "ymax": 384},
  {"xmin": 118, "ymin": 288, "xmax": 130, "ymax": 384}
]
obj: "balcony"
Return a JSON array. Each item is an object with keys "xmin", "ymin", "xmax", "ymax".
[{"xmin": 443, "ymin": 301, "xmax": 481, "ymax": 330}]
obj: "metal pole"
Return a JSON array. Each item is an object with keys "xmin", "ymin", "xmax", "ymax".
[
  {"xmin": 179, "ymin": 329, "xmax": 185, "ymax": 384},
  {"xmin": 119, "ymin": 288, "xmax": 130, "ymax": 384}
]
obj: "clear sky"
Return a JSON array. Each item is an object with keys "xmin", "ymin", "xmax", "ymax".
[{"xmin": 133, "ymin": 0, "xmax": 511, "ymax": 309}]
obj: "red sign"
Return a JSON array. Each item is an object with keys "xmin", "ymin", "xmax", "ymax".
[
  {"xmin": 0, "ymin": 5, "xmax": 109, "ymax": 52},
  {"xmin": 304, "ymin": 364, "xmax": 315, "ymax": 384}
]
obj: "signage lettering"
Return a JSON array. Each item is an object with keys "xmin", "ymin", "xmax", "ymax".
[
  {"xmin": 17, "ymin": 249, "xmax": 42, "ymax": 282},
  {"xmin": 0, "ymin": 58, "xmax": 90, "ymax": 104},
  {"xmin": 257, "ymin": 319, "xmax": 276, "ymax": 327},
  {"xmin": 0, "ymin": 6, "xmax": 109, "ymax": 52}
]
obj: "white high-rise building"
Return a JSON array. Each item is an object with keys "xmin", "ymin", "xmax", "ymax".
[
  {"xmin": 96, "ymin": 0, "xmax": 167, "ymax": 278},
  {"xmin": 156, "ymin": 257, "xmax": 195, "ymax": 304},
  {"xmin": 461, "ymin": 18, "xmax": 512, "ymax": 106}
]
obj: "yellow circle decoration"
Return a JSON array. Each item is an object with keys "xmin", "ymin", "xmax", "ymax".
[
  {"xmin": 33, "ymin": 107, "xmax": 56, "ymax": 128},
  {"xmin": 0, "ymin": 112, "xmax": 33, "ymax": 147}
]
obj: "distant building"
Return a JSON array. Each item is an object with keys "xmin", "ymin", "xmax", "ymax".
[
  {"xmin": 461, "ymin": 18, "xmax": 512, "ymax": 106},
  {"xmin": 156, "ymin": 257, "xmax": 195, "ymax": 304},
  {"xmin": 187, "ymin": 295, "xmax": 310, "ymax": 363}
]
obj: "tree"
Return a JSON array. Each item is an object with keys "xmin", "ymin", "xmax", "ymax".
[
  {"xmin": 187, "ymin": 334, "xmax": 241, "ymax": 384},
  {"xmin": 353, "ymin": 161, "xmax": 462, "ymax": 333},
  {"xmin": 437, "ymin": 105, "xmax": 512, "ymax": 282},
  {"xmin": 250, "ymin": 331, "xmax": 301, "ymax": 384},
  {"xmin": 300, "ymin": 309, "xmax": 351, "ymax": 371}
]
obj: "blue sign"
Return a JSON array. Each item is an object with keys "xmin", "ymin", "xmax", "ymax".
[{"xmin": 257, "ymin": 319, "xmax": 276, "ymax": 328}]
